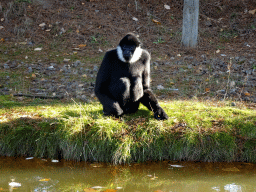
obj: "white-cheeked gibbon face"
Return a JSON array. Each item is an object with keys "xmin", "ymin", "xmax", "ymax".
[{"xmin": 117, "ymin": 45, "xmax": 142, "ymax": 63}]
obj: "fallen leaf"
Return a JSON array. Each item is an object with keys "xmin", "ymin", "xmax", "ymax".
[
  {"xmin": 78, "ymin": 44, "xmax": 87, "ymax": 48},
  {"xmin": 173, "ymin": 118, "xmax": 179, "ymax": 123},
  {"xmin": 60, "ymin": 28, "xmax": 66, "ymax": 33},
  {"xmin": 249, "ymin": 9, "xmax": 256, "ymax": 15},
  {"xmin": 0, "ymin": 38, "xmax": 4, "ymax": 42},
  {"xmin": 91, "ymin": 186, "xmax": 104, "ymax": 189},
  {"xmin": 90, "ymin": 163, "xmax": 103, "ymax": 168},
  {"xmin": 164, "ymin": 4, "xmax": 170, "ymax": 9},
  {"xmin": 31, "ymin": 74, "xmax": 36, "ymax": 78},
  {"xmin": 25, "ymin": 157, "xmax": 34, "ymax": 160},
  {"xmin": 230, "ymin": 81, "xmax": 235, "ymax": 87},
  {"xmin": 63, "ymin": 58, "xmax": 70, "ymax": 62},
  {"xmin": 9, "ymin": 182, "xmax": 21, "ymax": 187},
  {"xmin": 157, "ymin": 85, "xmax": 164, "ymax": 90},
  {"xmin": 39, "ymin": 178, "xmax": 51, "ymax": 182},
  {"xmin": 211, "ymin": 120, "xmax": 219, "ymax": 125},
  {"xmin": 76, "ymin": 29, "xmax": 79, "ymax": 33},
  {"xmin": 243, "ymin": 163, "xmax": 254, "ymax": 166},
  {"xmin": 132, "ymin": 17, "xmax": 138, "ymax": 21},
  {"xmin": 84, "ymin": 188, "xmax": 96, "ymax": 192},
  {"xmin": 152, "ymin": 19, "xmax": 161, "ymax": 25},
  {"xmin": 34, "ymin": 48, "xmax": 42, "ymax": 51},
  {"xmin": 39, "ymin": 23, "xmax": 46, "ymax": 27},
  {"xmin": 170, "ymin": 164, "xmax": 184, "ymax": 168},
  {"xmin": 222, "ymin": 167, "xmax": 240, "ymax": 172},
  {"xmin": 205, "ymin": 88, "xmax": 210, "ymax": 92},
  {"xmin": 104, "ymin": 189, "xmax": 117, "ymax": 192},
  {"xmin": 244, "ymin": 92, "xmax": 250, "ymax": 96}
]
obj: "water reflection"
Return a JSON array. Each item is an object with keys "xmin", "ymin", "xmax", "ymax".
[
  {"xmin": 0, "ymin": 157, "xmax": 255, "ymax": 192},
  {"xmin": 8, "ymin": 177, "xmax": 22, "ymax": 192},
  {"xmin": 224, "ymin": 183, "xmax": 242, "ymax": 192}
]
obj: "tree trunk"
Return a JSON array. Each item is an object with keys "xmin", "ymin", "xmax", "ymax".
[{"xmin": 182, "ymin": 0, "xmax": 199, "ymax": 48}]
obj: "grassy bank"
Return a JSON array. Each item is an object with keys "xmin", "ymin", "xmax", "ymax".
[{"xmin": 0, "ymin": 95, "xmax": 256, "ymax": 164}]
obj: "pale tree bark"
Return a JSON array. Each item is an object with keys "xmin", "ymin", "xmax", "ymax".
[{"xmin": 182, "ymin": 0, "xmax": 199, "ymax": 48}]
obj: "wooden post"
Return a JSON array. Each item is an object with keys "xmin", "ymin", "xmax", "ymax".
[{"xmin": 182, "ymin": 0, "xmax": 199, "ymax": 48}]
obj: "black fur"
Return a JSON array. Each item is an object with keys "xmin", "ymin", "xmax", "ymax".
[{"xmin": 95, "ymin": 33, "xmax": 168, "ymax": 120}]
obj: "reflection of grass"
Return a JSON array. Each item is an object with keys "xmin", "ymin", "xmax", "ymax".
[{"xmin": 1, "ymin": 95, "xmax": 256, "ymax": 163}]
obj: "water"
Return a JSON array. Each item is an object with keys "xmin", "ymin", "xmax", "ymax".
[{"xmin": 0, "ymin": 157, "xmax": 256, "ymax": 192}]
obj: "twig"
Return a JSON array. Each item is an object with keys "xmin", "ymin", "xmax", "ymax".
[
  {"xmin": 224, "ymin": 58, "xmax": 232, "ymax": 100},
  {"xmin": 135, "ymin": 0, "xmax": 138, "ymax": 11},
  {"xmin": 238, "ymin": 74, "xmax": 249, "ymax": 102}
]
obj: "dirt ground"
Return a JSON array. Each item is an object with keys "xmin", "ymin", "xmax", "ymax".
[{"xmin": 0, "ymin": 0, "xmax": 256, "ymax": 107}]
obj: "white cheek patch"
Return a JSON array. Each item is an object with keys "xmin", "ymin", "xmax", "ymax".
[
  {"xmin": 117, "ymin": 45, "xmax": 143, "ymax": 63},
  {"xmin": 129, "ymin": 46, "xmax": 142, "ymax": 63},
  {"xmin": 117, "ymin": 46, "xmax": 126, "ymax": 63}
]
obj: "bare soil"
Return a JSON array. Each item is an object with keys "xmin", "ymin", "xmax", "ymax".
[{"xmin": 0, "ymin": 0, "xmax": 256, "ymax": 107}]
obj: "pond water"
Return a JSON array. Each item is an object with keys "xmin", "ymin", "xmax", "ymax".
[{"xmin": 0, "ymin": 157, "xmax": 256, "ymax": 192}]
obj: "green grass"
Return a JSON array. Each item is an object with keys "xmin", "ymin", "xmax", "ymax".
[{"xmin": 0, "ymin": 95, "xmax": 256, "ymax": 164}]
